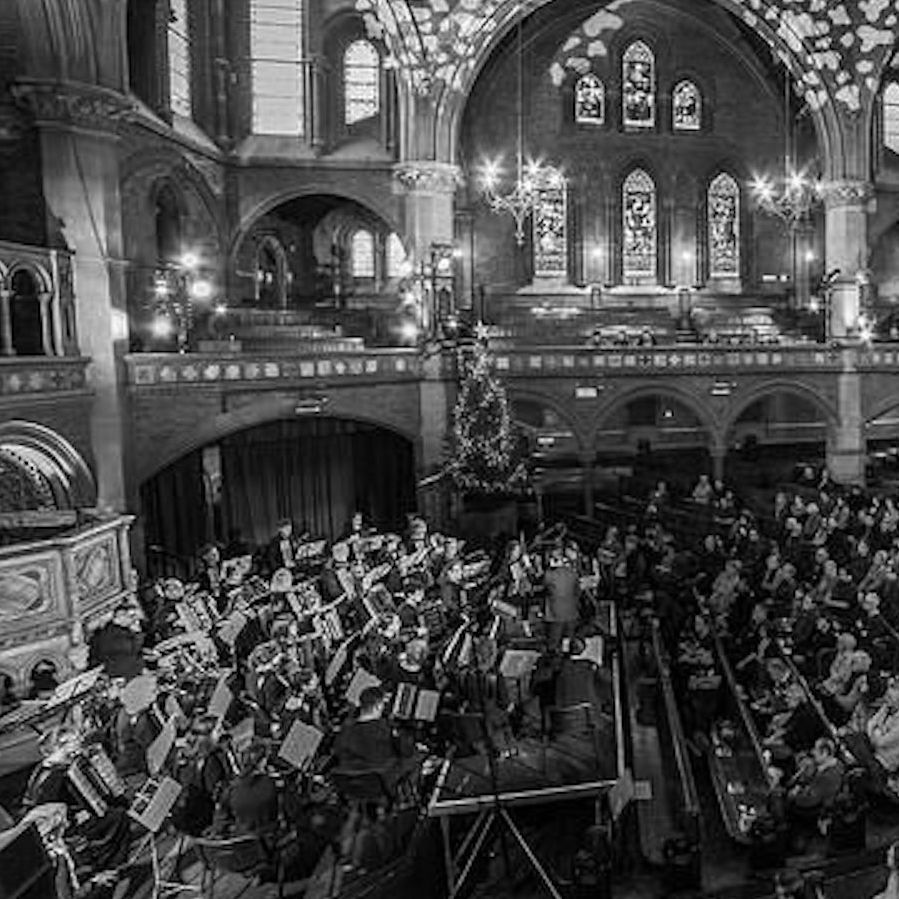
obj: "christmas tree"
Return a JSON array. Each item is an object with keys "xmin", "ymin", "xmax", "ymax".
[{"xmin": 446, "ymin": 331, "xmax": 529, "ymax": 494}]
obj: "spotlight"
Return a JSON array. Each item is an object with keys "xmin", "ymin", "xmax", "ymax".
[
  {"xmin": 807, "ymin": 297, "xmax": 821, "ymax": 314},
  {"xmin": 154, "ymin": 278, "xmax": 169, "ymax": 298},
  {"xmin": 181, "ymin": 252, "xmax": 199, "ymax": 269},
  {"xmin": 190, "ymin": 279, "xmax": 212, "ymax": 301},
  {"xmin": 399, "ymin": 319, "xmax": 420, "ymax": 344},
  {"xmin": 151, "ymin": 316, "xmax": 173, "ymax": 338},
  {"xmin": 214, "ymin": 303, "xmax": 227, "ymax": 317}
]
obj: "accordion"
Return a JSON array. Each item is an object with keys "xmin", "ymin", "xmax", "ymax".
[{"xmin": 66, "ymin": 745, "xmax": 125, "ymax": 816}]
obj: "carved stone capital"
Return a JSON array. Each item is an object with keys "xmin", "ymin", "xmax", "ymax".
[
  {"xmin": 393, "ymin": 161, "xmax": 464, "ymax": 195},
  {"xmin": 11, "ymin": 79, "xmax": 134, "ymax": 133},
  {"xmin": 819, "ymin": 179, "xmax": 873, "ymax": 209}
]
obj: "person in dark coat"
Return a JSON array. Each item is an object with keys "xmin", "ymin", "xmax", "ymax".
[
  {"xmin": 88, "ymin": 602, "xmax": 146, "ymax": 680},
  {"xmin": 543, "ymin": 547, "xmax": 581, "ymax": 651}
]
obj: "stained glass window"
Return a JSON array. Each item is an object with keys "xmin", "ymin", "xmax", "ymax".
[
  {"xmin": 708, "ymin": 173, "xmax": 740, "ymax": 277},
  {"xmin": 351, "ymin": 230, "xmax": 375, "ymax": 278},
  {"xmin": 167, "ymin": 0, "xmax": 191, "ymax": 118},
  {"xmin": 622, "ymin": 41, "xmax": 655, "ymax": 129},
  {"xmin": 345, "ymin": 40, "xmax": 380, "ymax": 125},
  {"xmin": 575, "ymin": 74, "xmax": 605, "ymax": 125},
  {"xmin": 673, "ymin": 80, "xmax": 701, "ymax": 131},
  {"xmin": 884, "ymin": 83, "xmax": 899, "ymax": 154},
  {"xmin": 622, "ymin": 169, "xmax": 656, "ymax": 278},
  {"xmin": 532, "ymin": 168, "xmax": 567, "ymax": 278},
  {"xmin": 251, "ymin": 0, "xmax": 305, "ymax": 136},
  {"xmin": 386, "ymin": 233, "xmax": 407, "ymax": 278}
]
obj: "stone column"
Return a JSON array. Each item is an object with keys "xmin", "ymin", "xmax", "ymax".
[
  {"xmin": 822, "ymin": 180, "xmax": 871, "ymax": 339},
  {"xmin": 580, "ymin": 451, "xmax": 595, "ymax": 518},
  {"xmin": 13, "ymin": 81, "xmax": 133, "ymax": 510},
  {"xmin": 37, "ymin": 292, "xmax": 53, "ymax": 355},
  {"xmin": 710, "ymin": 445, "xmax": 726, "ymax": 484},
  {"xmin": 417, "ymin": 349, "xmax": 454, "ymax": 529},
  {"xmin": 393, "ymin": 161, "xmax": 460, "ymax": 260},
  {"xmin": 827, "ymin": 347, "xmax": 865, "ymax": 485},
  {"xmin": 0, "ymin": 288, "xmax": 14, "ymax": 356}
]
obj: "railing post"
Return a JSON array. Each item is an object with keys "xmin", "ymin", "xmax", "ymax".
[{"xmin": 0, "ymin": 288, "xmax": 14, "ymax": 356}]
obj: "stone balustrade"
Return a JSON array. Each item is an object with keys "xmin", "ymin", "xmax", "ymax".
[{"xmin": 0, "ymin": 356, "xmax": 91, "ymax": 399}]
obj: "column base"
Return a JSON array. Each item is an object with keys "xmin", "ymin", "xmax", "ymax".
[{"xmin": 826, "ymin": 448, "xmax": 866, "ymax": 486}]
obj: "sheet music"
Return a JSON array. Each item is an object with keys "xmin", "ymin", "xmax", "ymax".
[
  {"xmin": 217, "ymin": 611, "xmax": 248, "ymax": 647},
  {"xmin": 207, "ymin": 670, "xmax": 234, "ymax": 720},
  {"xmin": 346, "ymin": 668, "xmax": 381, "ymax": 706},
  {"xmin": 414, "ymin": 689, "xmax": 440, "ymax": 722},
  {"xmin": 230, "ymin": 717, "xmax": 255, "ymax": 754},
  {"xmin": 499, "ymin": 649, "xmax": 541, "ymax": 680},
  {"xmin": 325, "ymin": 640, "xmax": 350, "ymax": 686},
  {"xmin": 574, "ymin": 636, "xmax": 604, "ymax": 667},
  {"xmin": 392, "ymin": 682, "xmax": 417, "ymax": 720},
  {"xmin": 278, "ymin": 720, "xmax": 324, "ymax": 770},
  {"xmin": 146, "ymin": 717, "xmax": 176, "ymax": 776},
  {"xmin": 296, "ymin": 539, "xmax": 327, "ymax": 561},
  {"xmin": 128, "ymin": 777, "xmax": 182, "ymax": 834}
]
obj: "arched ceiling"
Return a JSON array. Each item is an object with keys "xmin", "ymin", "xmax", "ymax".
[{"xmin": 358, "ymin": 0, "xmax": 897, "ymax": 114}]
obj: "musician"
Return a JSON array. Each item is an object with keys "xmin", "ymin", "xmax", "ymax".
[
  {"xmin": 113, "ymin": 674, "xmax": 164, "ymax": 777},
  {"xmin": 197, "ymin": 544, "xmax": 226, "ymax": 614},
  {"xmin": 212, "ymin": 742, "xmax": 279, "ymax": 845},
  {"xmin": 543, "ymin": 546, "xmax": 581, "ymax": 652},
  {"xmin": 332, "ymin": 686, "xmax": 415, "ymax": 790},
  {"xmin": 24, "ymin": 728, "xmax": 131, "ymax": 872},
  {"xmin": 554, "ymin": 637, "xmax": 608, "ymax": 710},
  {"xmin": 391, "ymin": 639, "xmax": 431, "ymax": 689},
  {"xmin": 264, "ymin": 518, "xmax": 299, "ymax": 575},
  {"xmin": 87, "ymin": 601, "xmax": 146, "ymax": 680},
  {"xmin": 0, "ymin": 672, "xmax": 18, "ymax": 714},
  {"xmin": 320, "ymin": 541, "xmax": 352, "ymax": 603},
  {"xmin": 173, "ymin": 714, "xmax": 234, "ymax": 835}
]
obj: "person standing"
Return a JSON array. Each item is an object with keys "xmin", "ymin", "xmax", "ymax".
[{"xmin": 543, "ymin": 546, "xmax": 581, "ymax": 652}]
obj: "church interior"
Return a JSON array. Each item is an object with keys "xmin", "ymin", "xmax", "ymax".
[{"xmin": 8, "ymin": 1, "xmax": 899, "ymax": 897}]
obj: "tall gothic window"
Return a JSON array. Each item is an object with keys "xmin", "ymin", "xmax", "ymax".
[
  {"xmin": 344, "ymin": 40, "xmax": 380, "ymax": 125},
  {"xmin": 673, "ymin": 80, "xmax": 701, "ymax": 131},
  {"xmin": 575, "ymin": 74, "xmax": 605, "ymax": 124},
  {"xmin": 708, "ymin": 173, "xmax": 740, "ymax": 277},
  {"xmin": 167, "ymin": 0, "xmax": 191, "ymax": 118},
  {"xmin": 251, "ymin": 0, "xmax": 305, "ymax": 136},
  {"xmin": 351, "ymin": 230, "xmax": 375, "ymax": 278},
  {"xmin": 533, "ymin": 168, "xmax": 567, "ymax": 278},
  {"xmin": 884, "ymin": 82, "xmax": 899, "ymax": 154},
  {"xmin": 622, "ymin": 41, "xmax": 655, "ymax": 129},
  {"xmin": 386, "ymin": 233, "xmax": 407, "ymax": 278},
  {"xmin": 622, "ymin": 169, "xmax": 656, "ymax": 279}
]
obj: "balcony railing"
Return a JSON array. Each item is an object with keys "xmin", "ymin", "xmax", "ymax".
[
  {"xmin": 124, "ymin": 348, "xmax": 424, "ymax": 388},
  {"xmin": 0, "ymin": 356, "xmax": 90, "ymax": 399}
]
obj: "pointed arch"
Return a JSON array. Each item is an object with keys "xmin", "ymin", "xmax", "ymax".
[
  {"xmin": 622, "ymin": 40, "xmax": 655, "ymax": 129},
  {"xmin": 344, "ymin": 39, "xmax": 381, "ymax": 125},
  {"xmin": 574, "ymin": 73, "xmax": 605, "ymax": 125},
  {"xmin": 672, "ymin": 79, "xmax": 702, "ymax": 131},
  {"xmin": 622, "ymin": 168, "xmax": 657, "ymax": 280},
  {"xmin": 708, "ymin": 172, "xmax": 741, "ymax": 277}
]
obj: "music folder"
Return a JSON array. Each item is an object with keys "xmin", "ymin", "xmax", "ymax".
[
  {"xmin": 146, "ymin": 717, "xmax": 176, "ymax": 777},
  {"xmin": 346, "ymin": 668, "xmax": 381, "ymax": 706},
  {"xmin": 207, "ymin": 669, "xmax": 234, "ymax": 720},
  {"xmin": 278, "ymin": 720, "xmax": 324, "ymax": 771},
  {"xmin": 128, "ymin": 777, "xmax": 182, "ymax": 834},
  {"xmin": 392, "ymin": 684, "xmax": 440, "ymax": 722}
]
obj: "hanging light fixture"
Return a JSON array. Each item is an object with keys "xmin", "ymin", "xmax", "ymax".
[
  {"xmin": 479, "ymin": 2, "xmax": 555, "ymax": 245},
  {"xmin": 750, "ymin": 71, "xmax": 823, "ymax": 228}
]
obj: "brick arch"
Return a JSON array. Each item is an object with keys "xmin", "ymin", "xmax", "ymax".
[
  {"xmin": 5, "ymin": 260, "xmax": 53, "ymax": 295},
  {"xmin": 721, "ymin": 380, "xmax": 839, "ymax": 443},
  {"xmin": 229, "ymin": 186, "xmax": 404, "ymax": 266},
  {"xmin": 138, "ymin": 394, "xmax": 420, "ymax": 486},
  {"xmin": 589, "ymin": 382, "xmax": 723, "ymax": 450},
  {"xmin": 507, "ymin": 387, "xmax": 589, "ymax": 453}
]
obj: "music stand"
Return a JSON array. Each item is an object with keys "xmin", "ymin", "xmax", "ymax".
[
  {"xmin": 444, "ymin": 668, "xmax": 563, "ymax": 899},
  {"xmin": 128, "ymin": 777, "xmax": 200, "ymax": 898}
]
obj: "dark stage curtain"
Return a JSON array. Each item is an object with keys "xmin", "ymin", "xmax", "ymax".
[
  {"xmin": 219, "ymin": 419, "xmax": 415, "ymax": 547},
  {"xmin": 140, "ymin": 449, "xmax": 207, "ymax": 566}
]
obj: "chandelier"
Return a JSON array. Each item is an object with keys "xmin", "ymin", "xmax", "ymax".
[
  {"xmin": 750, "ymin": 74, "xmax": 822, "ymax": 230},
  {"xmin": 751, "ymin": 167, "xmax": 822, "ymax": 230},
  {"xmin": 478, "ymin": 2, "xmax": 553, "ymax": 246}
]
